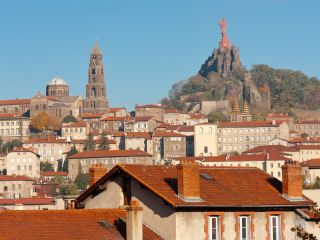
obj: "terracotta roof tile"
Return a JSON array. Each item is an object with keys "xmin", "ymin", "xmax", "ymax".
[
  {"xmin": 100, "ymin": 116, "xmax": 127, "ymax": 121},
  {"xmin": 79, "ymin": 164, "xmax": 313, "ymax": 208},
  {"xmin": 0, "ymin": 175, "xmax": 34, "ymax": 181},
  {"xmin": 302, "ymin": 158, "xmax": 320, "ymax": 168},
  {"xmin": 24, "ymin": 137, "xmax": 67, "ymax": 144},
  {"xmin": 153, "ymin": 131, "xmax": 186, "ymax": 138},
  {"xmin": 80, "ymin": 113, "xmax": 103, "ymax": 119},
  {"xmin": 125, "ymin": 132, "xmax": 152, "ymax": 140},
  {"xmin": 134, "ymin": 116, "xmax": 154, "ymax": 122},
  {"xmin": 68, "ymin": 150, "xmax": 152, "ymax": 159},
  {"xmin": 295, "ymin": 120, "xmax": 320, "ymax": 124},
  {"xmin": 0, "ymin": 113, "xmax": 25, "ymax": 119},
  {"xmin": 0, "ymin": 197, "xmax": 55, "ymax": 205},
  {"xmin": 244, "ymin": 145, "xmax": 293, "ymax": 154},
  {"xmin": 0, "ymin": 208, "xmax": 163, "ymax": 240},
  {"xmin": 0, "ymin": 99, "xmax": 30, "ymax": 105}
]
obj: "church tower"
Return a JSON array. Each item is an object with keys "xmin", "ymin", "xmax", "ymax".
[{"xmin": 83, "ymin": 41, "xmax": 109, "ymax": 114}]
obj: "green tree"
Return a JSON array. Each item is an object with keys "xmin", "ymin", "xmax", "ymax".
[
  {"xmin": 75, "ymin": 173, "xmax": 90, "ymax": 190},
  {"xmin": 52, "ymin": 176, "xmax": 66, "ymax": 184},
  {"xmin": 84, "ymin": 133, "xmax": 95, "ymax": 151},
  {"xmin": 207, "ymin": 111, "xmax": 227, "ymax": 122},
  {"xmin": 62, "ymin": 146, "xmax": 79, "ymax": 172},
  {"xmin": 60, "ymin": 183, "xmax": 78, "ymax": 195},
  {"xmin": 99, "ymin": 131, "xmax": 110, "ymax": 150},
  {"xmin": 40, "ymin": 161, "xmax": 54, "ymax": 172}
]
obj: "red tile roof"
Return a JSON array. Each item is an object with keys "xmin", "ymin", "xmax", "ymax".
[
  {"xmin": 41, "ymin": 171, "xmax": 68, "ymax": 177},
  {"xmin": 126, "ymin": 132, "xmax": 152, "ymax": 140},
  {"xmin": 62, "ymin": 122, "xmax": 87, "ymax": 128},
  {"xmin": 302, "ymin": 159, "xmax": 320, "ymax": 168},
  {"xmin": 0, "ymin": 209, "xmax": 163, "ymax": 240},
  {"xmin": 80, "ymin": 113, "xmax": 103, "ymax": 119},
  {"xmin": 10, "ymin": 147, "xmax": 39, "ymax": 156},
  {"xmin": 100, "ymin": 116, "xmax": 127, "ymax": 121},
  {"xmin": 0, "ymin": 99, "xmax": 30, "ymax": 105},
  {"xmin": 68, "ymin": 150, "xmax": 152, "ymax": 159},
  {"xmin": 244, "ymin": 145, "xmax": 293, "ymax": 154},
  {"xmin": 0, "ymin": 175, "xmax": 34, "ymax": 181},
  {"xmin": 0, "ymin": 197, "xmax": 55, "ymax": 205},
  {"xmin": 24, "ymin": 137, "xmax": 67, "ymax": 144},
  {"xmin": 134, "ymin": 116, "xmax": 154, "ymax": 122},
  {"xmin": 78, "ymin": 164, "xmax": 314, "ymax": 208},
  {"xmin": 153, "ymin": 131, "xmax": 186, "ymax": 138},
  {"xmin": 177, "ymin": 125, "xmax": 194, "ymax": 132},
  {"xmin": 112, "ymin": 131, "xmax": 125, "ymax": 137},
  {"xmin": 0, "ymin": 113, "xmax": 25, "ymax": 119},
  {"xmin": 218, "ymin": 121, "xmax": 285, "ymax": 128},
  {"xmin": 109, "ymin": 107, "xmax": 126, "ymax": 113}
]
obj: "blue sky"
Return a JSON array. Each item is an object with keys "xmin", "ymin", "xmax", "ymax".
[{"xmin": 0, "ymin": 0, "xmax": 319, "ymax": 110}]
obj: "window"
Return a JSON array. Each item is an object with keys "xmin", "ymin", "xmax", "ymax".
[
  {"xmin": 239, "ymin": 216, "xmax": 250, "ymax": 240},
  {"xmin": 204, "ymin": 146, "xmax": 208, "ymax": 153},
  {"xmin": 208, "ymin": 216, "xmax": 220, "ymax": 240},
  {"xmin": 269, "ymin": 215, "xmax": 281, "ymax": 240}
]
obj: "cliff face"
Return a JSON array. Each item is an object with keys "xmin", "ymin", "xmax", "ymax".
[{"xmin": 199, "ymin": 46, "xmax": 241, "ymax": 78}]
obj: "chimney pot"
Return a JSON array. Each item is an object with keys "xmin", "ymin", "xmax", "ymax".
[
  {"xmin": 126, "ymin": 200, "xmax": 143, "ymax": 240},
  {"xmin": 89, "ymin": 163, "xmax": 108, "ymax": 186},
  {"xmin": 177, "ymin": 160, "xmax": 201, "ymax": 201},
  {"xmin": 281, "ymin": 161, "xmax": 303, "ymax": 200}
]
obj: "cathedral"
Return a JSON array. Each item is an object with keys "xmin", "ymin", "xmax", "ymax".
[{"xmin": 83, "ymin": 42, "xmax": 109, "ymax": 114}]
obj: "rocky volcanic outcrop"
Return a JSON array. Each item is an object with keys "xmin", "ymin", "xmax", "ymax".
[{"xmin": 199, "ymin": 46, "xmax": 241, "ymax": 78}]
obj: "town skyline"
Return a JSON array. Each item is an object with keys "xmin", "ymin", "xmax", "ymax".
[{"xmin": 0, "ymin": 1, "xmax": 319, "ymax": 110}]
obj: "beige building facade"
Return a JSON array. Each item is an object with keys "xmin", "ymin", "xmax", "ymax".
[
  {"xmin": 5, "ymin": 147, "xmax": 40, "ymax": 179},
  {"xmin": 0, "ymin": 175, "xmax": 34, "ymax": 199},
  {"xmin": 0, "ymin": 113, "xmax": 30, "ymax": 143}
]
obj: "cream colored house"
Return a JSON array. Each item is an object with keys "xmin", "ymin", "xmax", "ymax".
[
  {"xmin": 76, "ymin": 162, "xmax": 317, "ymax": 240},
  {"xmin": 23, "ymin": 136, "xmax": 72, "ymax": 171},
  {"xmin": 67, "ymin": 149, "xmax": 153, "ymax": 180},
  {"xmin": 302, "ymin": 158, "xmax": 320, "ymax": 184},
  {"xmin": 124, "ymin": 132, "xmax": 153, "ymax": 154},
  {"xmin": 5, "ymin": 147, "xmax": 40, "ymax": 179},
  {"xmin": 0, "ymin": 175, "xmax": 34, "ymax": 199},
  {"xmin": 194, "ymin": 123, "xmax": 218, "ymax": 157},
  {"xmin": 217, "ymin": 121, "xmax": 289, "ymax": 154},
  {"xmin": 61, "ymin": 121, "xmax": 88, "ymax": 140},
  {"xmin": 0, "ymin": 113, "xmax": 30, "ymax": 143}
]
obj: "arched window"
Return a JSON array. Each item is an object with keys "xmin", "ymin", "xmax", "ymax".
[
  {"xmin": 92, "ymin": 68, "xmax": 96, "ymax": 75},
  {"xmin": 69, "ymin": 110, "xmax": 73, "ymax": 116},
  {"xmin": 3, "ymin": 186, "xmax": 8, "ymax": 191},
  {"xmin": 91, "ymin": 87, "xmax": 96, "ymax": 97},
  {"xmin": 14, "ymin": 107, "xmax": 18, "ymax": 113},
  {"xmin": 204, "ymin": 146, "xmax": 208, "ymax": 153},
  {"xmin": 208, "ymin": 127, "xmax": 212, "ymax": 133},
  {"xmin": 35, "ymin": 105, "xmax": 39, "ymax": 111},
  {"xmin": 199, "ymin": 127, "xmax": 203, "ymax": 133},
  {"xmin": 43, "ymin": 104, "xmax": 46, "ymax": 110},
  {"xmin": 2, "ymin": 108, "xmax": 6, "ymax": 113}
]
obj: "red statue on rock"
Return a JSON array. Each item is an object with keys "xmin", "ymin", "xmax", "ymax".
[{"xmin": 219, "ymin": 18, "xmax": 231, "ymax": 49}]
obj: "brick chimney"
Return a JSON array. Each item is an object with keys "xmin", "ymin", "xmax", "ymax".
[
  {"xmin": 126, "ymin": 200, "xmax": 143, "ymax": 240},
  {"xmin": 177, "ymin": 159, "xmax": 201, "ymax": 201},
  {"xmin": 281, "ymin": 161, "xmax": 303, "ymax": 200},
  {"xmin": 89, "ymin": 163, "xmax": 108, "ymax": 186}
]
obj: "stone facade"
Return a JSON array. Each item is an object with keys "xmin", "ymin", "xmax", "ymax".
[
  {"xmin": 5, "ymin": 148, "xmax": 40, "ymax": 179},
  {"xmin": 83, "ymin": 42, "xmax": 109, "ymax": 114},
  {"xmin": 0, "ymin": 176, "xmax": 34, "ymax": 199},
  {"xmin": 0, "ymin": 113, "xmax": 30, "ymax": 143}
]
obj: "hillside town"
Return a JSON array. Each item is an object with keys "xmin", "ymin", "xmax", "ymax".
[{"xmin": 0, "ymin": 17, "xmax": 320, "ymax": 239}]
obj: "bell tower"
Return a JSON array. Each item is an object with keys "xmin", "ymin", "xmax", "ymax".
[{"xmin": 83, "ymin": 41, "xmax": 109, "ymax": 114}]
